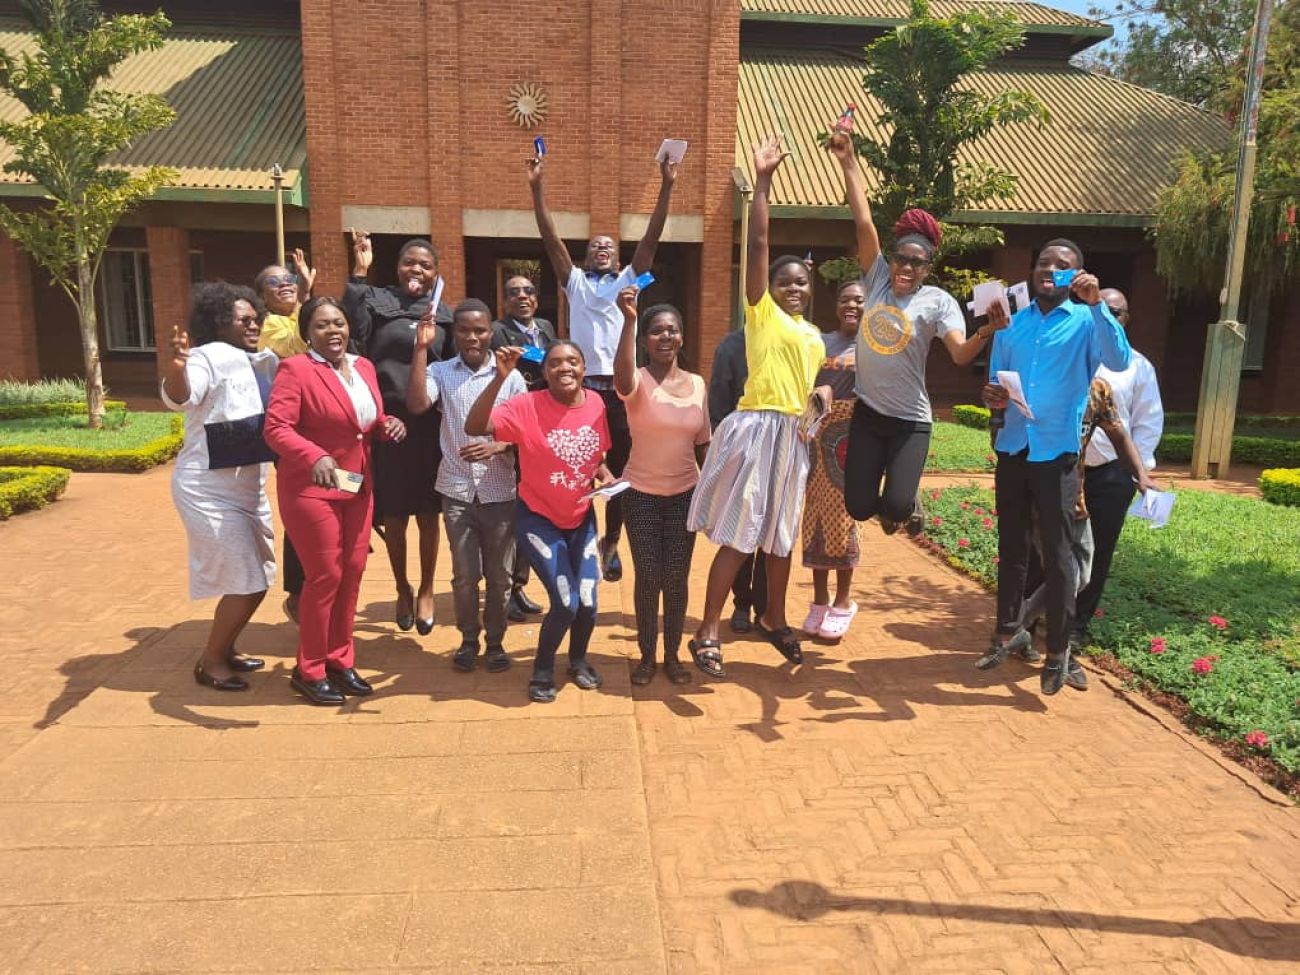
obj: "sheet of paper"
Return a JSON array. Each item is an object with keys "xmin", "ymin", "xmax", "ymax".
[
  {"xmin": 994, "ymin": 370, "xmax": 1034, "ymax": 420},
  {"xmin": 1007, "ymin": 280, "xmax": 1031, "ymax": 313},
  {"xmin": 972, "ymin": 279, "xmax": 1010, "ymax": 318},
  {"xmin": 1128, "ymin": 489, "xmax": 1175, "ymax": 528},
  {"xmin": 581, "ymin": 479, "xmax": 632, "ymax": 502},
  {"xmin": 656, "ymin": 139, "xmax": 688, "ymax": 164}
]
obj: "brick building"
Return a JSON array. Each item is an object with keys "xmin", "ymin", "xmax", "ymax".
[{"xmin": 2, "ymin": 0, "xmax": 1296, "ymax": 413}]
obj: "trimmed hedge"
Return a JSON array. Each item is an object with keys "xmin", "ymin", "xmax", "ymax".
[
  {"xmin": 0, "ymin": 400, "xmax": 127, "ymax": 421},
  {"xmin": 0, "ymin": 465, "xmax": 72, "ymax": 519},
  {"xmin": 951, "ymin": 404, "xmax": 991, "ymax": 430},
  {"xmin": 1165, "ymin": 412, "xmax": 1300, "ymax": 431},
  {"xmin": 0, "ymin": 414, "xmax": 183, "ymax": 472},
  {"xmin": 1260, "ymin": 468, "xmax": 1300, "ymax": 506},
  {"xmin": 1156, "ymin": 433, "xmax": 1300, "ymax": 467}
]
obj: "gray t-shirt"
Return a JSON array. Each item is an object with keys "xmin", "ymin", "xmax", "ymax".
[
  {"xmin": 853, "ymin": 255, "xmax": 965, "ymax": 422},
  {"xmin": 817, "ymin": 331, "xmax": 857, "ymax": 401}
]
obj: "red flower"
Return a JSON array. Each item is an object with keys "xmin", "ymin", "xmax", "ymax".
[
  {"xmin": 1149, "ymin": 637, "xmax": 1167, "ymax": 654},
  {"xmin": 982, "ymin": 517, "xmax": 994, "ymax": 529},
  {"xmin": 1208, "ymin": 615, "xmax": 1228, "ymax": 630},
  {"xmin": 992, "ymin": 556, "xmax": 1000, "ymax": 564},
  {"xmin": 930, "ymin": 489, "xmax": 941, "ymax": 500},
  {"xmin": 990, "ymin": 509, "xmax": 998, "ymax": 516},
  {"xmin": 1093, "ymin": 608, "xmax": 1105, "ymax": 619},
  {"xmin": 974, "ymin": 507, "xmax": 985, "ymax": 515},
  {"xmin": 985, "ymin": 453, "xmax": 996, "ymax": 462},
  {"xmin": 1245, "ymin": 730, "xmax": 1270, "ymax": 749},
  {"xmin": 960, "ymin": 502, "xmax": 971, "ymax": 510},
  {"xmin": 1192, "ymin": 656, "xmax": 1215, "ymax": 675},
  {"xmin": 957, "ymin": 538, "xmax": 970, "ymax": 548},
  {"xmin": 931, "ymin": 516, "xmax": 943, "ymax": 526}
]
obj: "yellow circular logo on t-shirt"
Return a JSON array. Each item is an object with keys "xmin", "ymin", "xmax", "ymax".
[{"xmin": 864, "ymin": 304, "xmax": 913, "ymax": 356}]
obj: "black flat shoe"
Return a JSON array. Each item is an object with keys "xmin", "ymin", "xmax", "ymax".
[
  {"xmin": 290, "ymin": 668, "xmax": 345, "ymax": 705},
  {"xmin": 1041, "ymin": 651, "xmax": 1070, "ymax": 696},
  {"xmin": 513, "ymin": 588, "xmax": 543, "ymax": 614},
  {"xmin": 729, "ymin": 607, "xmax": 753, "ymax": 633},
  {"xmin": 567, "ymin": 663, "xmax": 603, "ymax": 690},
  {"xmin": 599, "ymin": 540, "xmax": 623, "ymax": 583},
  {"xmin": 528, "ymin": 679, "xmax": 557, "ymax": 703},
  {"xmin": 451, "ymin": 642, "xmax": 479, "ymax": 673},
  {"xmin": 484, "ymin": 645, "xmax": 511, "ymax": 673},
  {"xmin": 193, "ymin": 663, "xmax": 248, "ymax": 692},
  {"xmin": 507, "ymin": 596, "xmax": 526, "ymax": 623},
  {"xmin": 415, "ymin": 616, "xmax": 435, "ymax": 636},
  {"xmin": 395, "ymin": 586, "xmax": 415, "ymax": 632},
  {"xmin": 226, "ymin": 652, "xmax": 265, "ymax": 673},
  {"xmin": 326, "ymin": 666, "xmax": 373, "ymax": 697}
]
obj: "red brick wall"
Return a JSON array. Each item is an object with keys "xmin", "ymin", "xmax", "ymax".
[{"xmin": 0, "ymin": 231, "xmax": 41, "ymax": 381}]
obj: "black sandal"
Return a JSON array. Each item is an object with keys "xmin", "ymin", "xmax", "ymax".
[
  {"xmin": 755, "ymin": 620, "xmax": 803, "ymax": 664},
  {"xmin": 688, "ymin": 637, "xmax": 725, "ymax": 678},
  {"xmin": 631, "ymin": 659, "xmax": 656, "ymax": 685},
  {"xmin": 567, "ymin": 663, "xmax": 603, "ymax": 690},
  {"xmin": 528, "ymin": 679, "xmax": 557, "ymax": 703}
]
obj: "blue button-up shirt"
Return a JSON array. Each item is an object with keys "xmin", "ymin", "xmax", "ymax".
[{"xmin": 989, "ymin": 298, "xmax": 1131, "ymax": 461}]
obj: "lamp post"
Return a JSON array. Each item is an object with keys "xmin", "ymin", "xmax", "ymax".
[
  {"xmin": 1190, "ymin": 0, "xmax": 1274, "ymax": 478},
  {"xmin": 270, "ymin": 163, "xmax": 286, "ymax": 268},
  {"xmin": 731, "ymin": 166, "xmax": 753, "ymax": 331}
]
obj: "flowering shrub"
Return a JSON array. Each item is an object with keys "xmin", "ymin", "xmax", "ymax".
[
  {"xmin": 917, "ymin": 483, "xmax": 1300, "ymax": 774},
  {"xmin": 1245, "ymin": 730, "xmax": 1271, "ymax": 750}
]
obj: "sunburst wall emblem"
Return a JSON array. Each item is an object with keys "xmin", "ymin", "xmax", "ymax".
[{"xmin": 506, "ymin": 83, "xmax": 549, "ymax": 129}]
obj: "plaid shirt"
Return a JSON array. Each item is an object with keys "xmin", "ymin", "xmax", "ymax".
[{"xmin": 426, "ymin": 354, "xmax": 527, "ymax": 503}]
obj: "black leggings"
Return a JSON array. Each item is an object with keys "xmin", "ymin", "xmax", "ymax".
[
  {"xmin": 593, "ymin": 386, "xmax": 631, "ymax": 545},
  {"xmin": 623, "ymin": 486, "xmax": 696, "ymax": 660},
  {"xmin": 843, "ymin": 400, "xmax": 932, "ymax": 522}
]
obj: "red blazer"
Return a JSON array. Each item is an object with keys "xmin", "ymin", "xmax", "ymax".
[{"xmin": 265, "ymin": 354, "xmax": 390, "ymax": 500}]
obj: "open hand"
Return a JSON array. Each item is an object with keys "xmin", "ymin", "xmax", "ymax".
[
  {"xmin": 982, "ymin": 383, "xmax": 1010, "ymax": 409},
  {"xmin": 753, "ymin": 134, "xmax": 791, "ymax": 178},
  {"xmin": 290, "ymin": 248, "xmax": 316, "ymax": 298},
  {"xmin": 384, "ymin": 416, "xmax": 407, "ymax": 443},
  {"xmin": 350, "ymin": 228, "xmax": 372, "ymax": 275},
  {"xmin": 1070, "ymin": 270, "xmax": 1101, "ymax": 306},
  {"xmin": 311, "ymin": 455, "xmax": 338, "ymax": 489},
  {"xmin": 495, "ymin": 345, "xmax": 524, "ymax": 378}
]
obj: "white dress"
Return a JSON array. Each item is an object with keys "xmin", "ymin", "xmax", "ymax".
[{"xmin": 161, "ymin": 342, "xmax": 278, "ymax": 599}]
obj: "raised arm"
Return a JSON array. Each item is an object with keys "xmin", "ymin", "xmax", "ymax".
[
  {"xmin": 827, "ymin": 131, "xmax": 880, "ymax": 271},
  {"xmin": 405, "ymin": 314, "xmax": 441, "ymax": 416},
  {"xmin": 527, "ymin": 155, "xmax": 574, "ymax": 282},
  {"xmin": 160, "ymin": 326, "xmax": 192, "ymax": 405},
  {"xmin": 613, "ymin": 287, "xmax": 641, "ymax": 398},
  {"xmin": 630, "ymin": 159, "xmax": 678, "ymax": 274},
  {"xmin": 343, "ymin": 229, "xmax": 375, "ymax": 354},
  {"xmin": 943, "ymin": 299, "xmax": 1006, "ymax": 366},
  {"xmin": 1073, "ymin": 272, "xmax": 1131, "ymax": 372},
  {"xmin": 746, "ymin": 135, "xmax": 790, "ymax": 306},
  {"xmin": 465, "ymin": 346, "xmax": 523, "ymax": 437}
]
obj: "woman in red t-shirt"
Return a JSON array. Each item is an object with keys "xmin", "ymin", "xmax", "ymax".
[{"xmin": 466, "ymin": 342, "xmax": 614, "ymax": 703}]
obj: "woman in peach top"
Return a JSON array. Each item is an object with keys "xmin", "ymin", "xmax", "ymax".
[{"xmin": 613, "ymin": 287, "xmax": 711, "ymax": 685}]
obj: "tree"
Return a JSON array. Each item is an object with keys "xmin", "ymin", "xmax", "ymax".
[
  {"xmin": 0, "ymin": 0, "xmax": 175, "ymax": 427},
  {"xmin": 818, "ymin": 0, "xmax": 1049, "ymax": 294}
]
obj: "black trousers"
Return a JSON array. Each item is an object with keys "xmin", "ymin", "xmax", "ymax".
[
  {"xmin": 994, "ymin": 450, "xmax": 1080, "ymax": 655},
  {"xmin": 283, "ymin": 535, "xmax": 304, "ymax": 596},
  {"xmin": 843, "ymin": 400, "xmax": 932, "ymax": 522},
  {"xmin": 592, "ymin": 385, "xmax": 631, "ymax": 545},
  {"xmin": 731, "ymin": 550, "xmax": 767, "ymax": 617},
  {"xmin": 1073, "ymin": 459, "xmax": 1137, "ymax": 628}
]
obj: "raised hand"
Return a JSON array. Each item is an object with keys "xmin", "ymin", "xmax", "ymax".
[
  {"xmin": 291, "ymin": 248, "xmax": 316, "ymax": 298},
  {"xmin": 167, "ymin": 325, "xmax": 190, "ymax": 370},
  {"xmin": 526, "ymin": 154, "xmax": 545, "ymax": 187},
  {"xmin": 987, "ymin": 300, "xmax": 1010, "ymax": 333},
  {"xmin": 660, "ymin": 157, "xmax": 678, "ymax": 186},
  {"xmin": 753, "ymin": 134, "xmax": 791, "ymax": 179},
  {"xmin": 350, "ymin": 228, "xmax": 373, "ymax": 276},
  {"xmin": 414, "ymin": 313, "xmax": 439, "ymax": 352},
  {"xmin": 826, "ymin": 129, "xmax": 854, "ymax": 164},
  {"xmin": 1070, "ymin": 270, "xmax": 1101, "ymax": 306},
  {"xmin": 495, "ymin": 345, "xmax": 524, "ymax": 379},
  {"xmin": 616, "ymin": 285, "xmax": 639, "ymax": 320}
]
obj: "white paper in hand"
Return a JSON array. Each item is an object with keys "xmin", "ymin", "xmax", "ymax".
[
  {"xmin": 656, "ymin": 139, "xmax": 688, "ymax": 164},
  {"xmin": 1007, "ymin": 280, "xmax": 1031, "ymax": 313},
  {"xmin": 972, "ymin": 280, "xmax": 1010, "ymax": 318},
  {"xmin": 581, "ymin": 479, "xmax": 632, "ymax": 502},
  {"xmin": 994, "ymin": 371, "xmax": 1034, "ymax": 420},
  {"xmin": 1128, "ymin": 489, "xmax": 1175, "ymax": 528}
]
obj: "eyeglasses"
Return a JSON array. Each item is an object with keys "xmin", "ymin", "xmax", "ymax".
[
  {"xmin": 891, "ymin": 255, "xmax": 931, "ymax": 270},
  {"xmin": 233, "ymin": 315, "xmax": 259, "ymax": 326},
  {"xmin": 506, "ymin": 285, "xmax": 537, "ymax": 297},
  {"xmin": 263, "ymin": 274, "xmax": 299, "ymax": 288}
]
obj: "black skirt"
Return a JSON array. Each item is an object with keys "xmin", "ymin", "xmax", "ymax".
[{"xmin": 372, "ymin": 403, "xmax": 442, "ymax": 518}]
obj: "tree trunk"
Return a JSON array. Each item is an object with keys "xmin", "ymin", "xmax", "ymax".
[{"xmin": 76, "ymin": 255, "xmax": 106, "ymax": 429}]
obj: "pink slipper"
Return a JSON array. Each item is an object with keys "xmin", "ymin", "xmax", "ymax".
[
  {"xmin": 802, "ymin": 603, "xmax": 829, "ymax": 634},
  {"xmin": 818, "ymin": 601, "xmax": 858, "ymax": 640}
]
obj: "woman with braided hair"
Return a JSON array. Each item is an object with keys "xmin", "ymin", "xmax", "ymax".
[{"xmin": 827, "ymin": 130, "xmax": 1006, "ymax": 537}]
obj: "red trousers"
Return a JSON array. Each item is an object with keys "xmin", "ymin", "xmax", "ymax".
[{"xmin": 278, "ymin": 487, "xmax": 373, "ymax": 680}]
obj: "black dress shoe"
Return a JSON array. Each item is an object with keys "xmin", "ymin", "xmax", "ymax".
[
  {"xmin": 193, "ymin": 663, "xmax": 248, "ymax": 692},
  {"xmin": 1064, "ymin": 658, "xmax": 1089, "ymax": 691},
  {"xmin": 395, "ymin": 586, "xmax": 415, "ymax": 632},
  {"xmin": 507, "ymin": 592, "xmax": 527, "ymax": 623},
  {"xmin": 1041, "ymin": 651, "xmax": 1070, "ymax": 696},
  {"xmin": 513, "ymin": 587, "xmax": 543, "ymax": 614},
  {"xmin": 326, "ymin": 666, "xmax": 373, "ymax": 697},
  {"xmin": 226, "ymin": 652, "xmax": 265, "ymax": 673},
  {"xmin": 290, "ymin": 668, "xmax": 345, "ymax": 705}
]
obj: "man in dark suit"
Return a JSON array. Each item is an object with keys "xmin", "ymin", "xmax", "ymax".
[{"xmin": 490, "ymin": 273, "xmax": 555, "ymax": 620}]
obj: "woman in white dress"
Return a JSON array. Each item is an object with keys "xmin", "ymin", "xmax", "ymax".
[{"xmin": 161, "ymin": 282, "xmax": 278, "ymax": 691}]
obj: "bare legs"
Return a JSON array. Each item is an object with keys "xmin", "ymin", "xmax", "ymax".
[
  {"xmin": 382, "ymin": 512, "xmax": 440, "ymax": 622},
  {"xmin": 199, "ymin": 591, "xmax": 267, "ymax": 679},
  {"xmin": 812, "ymin": 568, "xmax": 855, "ymax": 609},
  {"xmin": 693, "ymin": 545, "xmax": 750, "ymax": 643},
  {"xmin": 757, "ymin": 553, "xmax": 792, "ymax": 632}
]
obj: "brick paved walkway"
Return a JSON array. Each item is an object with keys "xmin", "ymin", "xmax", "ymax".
[{"xmin": 1, "ymin": 468, "xmax": 1297, "ymax": 972}]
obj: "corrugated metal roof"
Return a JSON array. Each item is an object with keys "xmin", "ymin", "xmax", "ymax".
[
  {"xmin": 736, "ymin": 47, "xmax": 1230, "ymax": 221},
  {"xmin": 0, "ymin": 18, "xmax": 305, "ymax": 201},
  {"xmin": 741, "ymin": 0, "xmax": 1105, "ymax": 29}
]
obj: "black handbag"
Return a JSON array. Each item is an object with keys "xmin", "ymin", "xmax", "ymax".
[{"xmin": 205, "ymin": 413, "xmax": 276, "ymax": 469}]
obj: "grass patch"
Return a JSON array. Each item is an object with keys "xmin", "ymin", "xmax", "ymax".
[
  {"xmin": 917, "ymin": 483, "xmax": 1300, "ymax": 778},
  {"xmin": 926, "ymin": 421, "xmax": 995, "ymax": 473},
  {"xmin": 0, "ymin": 378, "xmax": 92, "ymax": 406},
  {"xmin": 0, "ymin": 411, "xmax": 182, "ymax": 472},
  {"xmin": 0, "ymin": 466, "xmax": 71, "ymax": 519}
]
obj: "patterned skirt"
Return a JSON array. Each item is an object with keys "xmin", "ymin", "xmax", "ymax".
[
  {"xmin": 801, "ymin": 398, "xmax": 861, "ymax": 569},
  {"xmin": 687, "ymin": 409, "xmax": 810, "ymax": 558}
]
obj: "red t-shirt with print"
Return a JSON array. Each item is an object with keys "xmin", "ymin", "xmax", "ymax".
[{"xmin": 490, "ymin": 389, "xmax": 611, "ymax": 529}]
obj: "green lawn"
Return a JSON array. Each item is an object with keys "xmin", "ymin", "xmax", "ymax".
[
  {"xmin": 0, "ymin": 409, "xmax": 176, "ymax": 449},
  {"xmin": 919, "ymin": 483, "xmax": 1300, "ymax": 776},
  {"xmin": 926, "ymin": 421, "xmax": 996, "ymax": 473}
]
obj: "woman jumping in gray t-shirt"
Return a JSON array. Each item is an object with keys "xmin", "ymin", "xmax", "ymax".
[{"xmin": 827, "ymin": 130, "xmax": 1009, "ymax": 534}]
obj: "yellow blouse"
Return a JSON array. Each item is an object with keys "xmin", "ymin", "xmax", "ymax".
[
  {"xmin": 736, "ymin": 291, "xmax": 823, "ymax": 415},
  {"xmin": 258, "ymin": 310, "xmax": 307, "ymax": 358}
]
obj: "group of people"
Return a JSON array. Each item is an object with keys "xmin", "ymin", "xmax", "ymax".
[{"xmin": 164, "ymin": 129, "xmax": 1162, "ymax": 707}]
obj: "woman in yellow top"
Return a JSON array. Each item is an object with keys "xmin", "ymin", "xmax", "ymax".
[{"xmin": 687, "ymin": 135, "xmax": 827, "ymax": 675}]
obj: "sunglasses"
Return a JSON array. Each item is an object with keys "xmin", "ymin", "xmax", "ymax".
[
  {"xmin": 233, "ymin": 315, "xmax": 260, "ymax": 326},
  {"xmin": 890, "ymin": 255, "xmax": 931, "ymax": 270},
  {"xmin": 506, "ymin": 285, "xmax": 537, "ymax": 297},
  {"xmin": 263, "ymin": 274, "xmax": 299, "ymax": 288}
]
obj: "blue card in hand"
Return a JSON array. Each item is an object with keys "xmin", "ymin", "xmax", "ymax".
[
  {"xmin": 634, "ymin": 271, "xmax": 655, "ymax": 290},
  {"xmin": 519, "ymin": 345, "xmax": 546, "ymax": 363},
  {"xmin": 1052, "ymin": 268, "xmax": 1078, "ymax": 288}
]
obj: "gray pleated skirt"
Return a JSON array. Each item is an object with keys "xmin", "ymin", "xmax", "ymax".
[{"xmin": 687, "ymin": 409, "xmax": 810, "ymax": 558}]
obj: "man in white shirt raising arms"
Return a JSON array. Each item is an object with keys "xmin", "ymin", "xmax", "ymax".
[
  {"xmin": 1073, "ymin": 287, "xmax": 1164, "ymax": 639},
  {"xmin": 528, "ymin": 150, "xmax": 678, "ymax": 583}
]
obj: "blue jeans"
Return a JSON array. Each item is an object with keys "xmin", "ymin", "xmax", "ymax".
[{"xmin": 515, "ymin": 502, "xmax": 599, "ymax": 680}]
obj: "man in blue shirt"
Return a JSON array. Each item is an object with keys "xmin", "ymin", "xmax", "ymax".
[{"xmin": 978, "ymin": 239, "xmax": 1131, "ymax": 695}]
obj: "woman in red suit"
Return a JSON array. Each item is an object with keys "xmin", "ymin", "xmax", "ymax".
[{"xmin": 265, "ymin": 297, "xmax": 407, "ymax": 705}]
